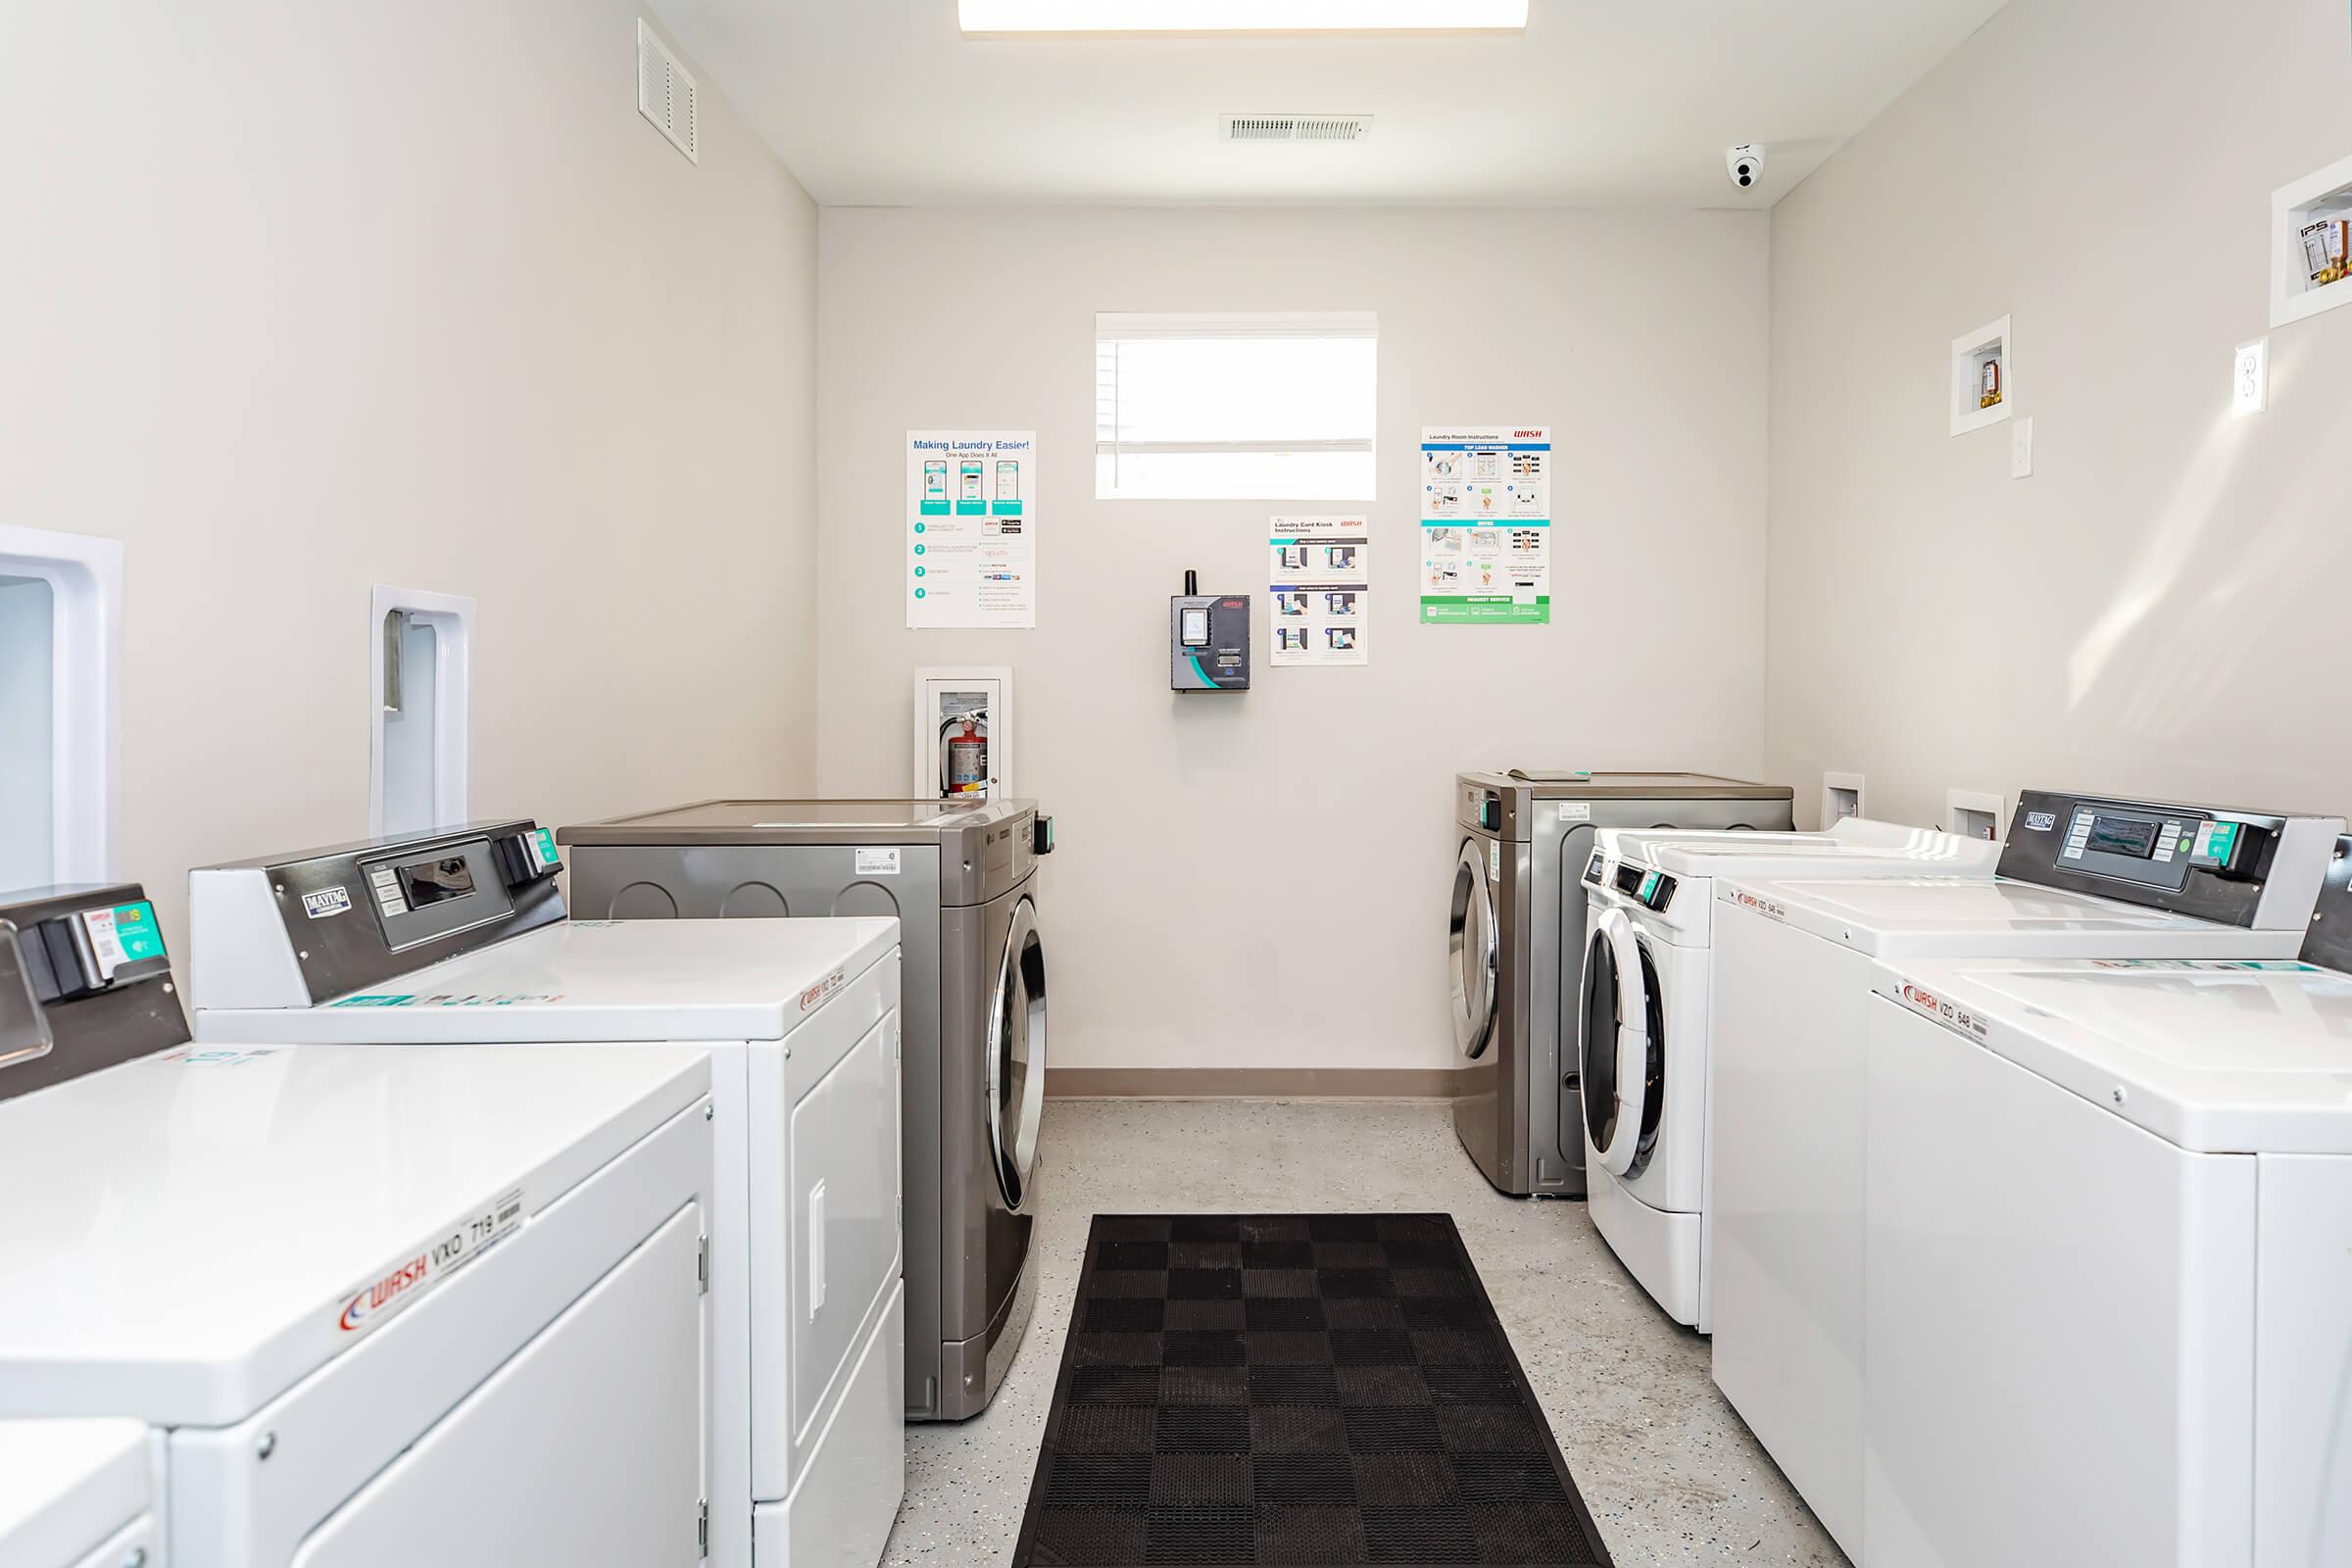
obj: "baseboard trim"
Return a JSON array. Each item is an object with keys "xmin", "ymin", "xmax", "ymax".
[{"xmin": 1046, "ymin": 1067, "xmax": 1457, "ymax": 1102}]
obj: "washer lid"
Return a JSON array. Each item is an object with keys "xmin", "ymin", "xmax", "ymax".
[
  {"xmin": 0, "ymin": 1419, "xmax": 150, "ymax": 1559},
  {"xmin": 0, "ymin": 1042, "xmax": 709, "ymax": 1428},
  {"xmin": 1718, "ymin": 875, "xmax": 2302, "ymax": 959},
  {"xmin": 202, "ymin": 918, "xmax": 899, "ymax": 1045},
  {"xmin": 1874, "ymin": 956, "xmax": 2352, "ymax": 1153},
  {"xmin": 559, "ymin": 797, "xmax": 1032, "ymax": 845},
  {"xmin": 1603, "ymin": 822, "xmax": 1999, "ymax": 880},
  {"xmin": 1471, "ymin": 770, "xmax": 1793, "ymax": 801}
]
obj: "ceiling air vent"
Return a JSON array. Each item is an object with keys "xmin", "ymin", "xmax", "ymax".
[
  {"xmin": 1225, "ymin": 115, "xmax": 1372, "ymax": 143},
  {"xmin": 637, "ymin": 19, "xmax": 699, "ymax": 164}
]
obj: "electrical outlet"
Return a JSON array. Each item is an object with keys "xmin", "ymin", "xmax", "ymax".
[
  {"xmin": 2010, "ymin": 417, "xmax": 2034, "ymax": 479},
  {"xmin": 2233, "ymin": 338, "xmax": 2269, "ymax": 416}
]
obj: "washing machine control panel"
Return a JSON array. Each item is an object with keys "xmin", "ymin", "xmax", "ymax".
[
  {"xmin": 0, "ymin": 884, "xmax": 191, "ymax": 1105},
  {"xmin": 1996, "ymin": 789, "xmax": 2340, "ymax": 931},
  {"xmin": 199, "ymin": 818, "xmax": 570, "ymax": 1004},
  {"xmin": 1584, "ymin": 856, "xmax": 1676, "ymax": 911}
]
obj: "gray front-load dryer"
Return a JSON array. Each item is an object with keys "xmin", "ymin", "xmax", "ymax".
[
  {"xmin": 1449, "ymin": 772, "xmax": 1791, "ymax": 1199},
  {"xmin": 559, "ymin": 798, "xmax": 1049, "ymax": 1422}
]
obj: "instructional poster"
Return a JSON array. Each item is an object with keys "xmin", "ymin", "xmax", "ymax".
[
  {"xmin": 1268, "ymin": 515, "xmax": 1369, "ymax": 667},
  {"xmin": 1419, "ymin": 425, "xmax": 1551, "ymax": 624},
  {"xmin": 906, "ymin": 431, "xmax": 1037, "ymax": 629}
]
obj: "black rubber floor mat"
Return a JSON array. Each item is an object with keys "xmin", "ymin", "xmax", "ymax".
[{"xmin": 1012, "ymin": 1214, "xmax": 1616, "ymax": 1567}]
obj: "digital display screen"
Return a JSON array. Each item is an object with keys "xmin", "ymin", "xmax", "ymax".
[
  {"xmin": 2083, "ymin": 815, "xmax": 2161, "ymax": 860},
  {"xmin": 396, "ymin": 857, "xmax": 477, "ymax": 907}
]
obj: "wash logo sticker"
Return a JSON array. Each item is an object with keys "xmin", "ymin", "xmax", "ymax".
[
  {"xmin": 799, "ymin": 967, "xmax": 848, "ymax": 1013},
  {"xmin": 334, "ymin": 1186, "xmax": 526, "ymax": 1340},
  {"xmin": 1730, "ymin": 890, "xmax": 1787, "ymax": 922},
  {"xmin": 1894, "ymin": 980, "xmax": 1988, "ymax": 1043}
]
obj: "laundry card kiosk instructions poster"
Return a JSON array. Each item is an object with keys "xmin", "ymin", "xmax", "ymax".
[
  {"xmin": 1420, "ymin": 425, "xmax": 1551, "ymax": 624},
  {"xmin": 907, "ymin": 431, "xmax": 1036, "ymax": 629},
  {"xmin": 1268, "ymin": 515, "xmax": 1369, "ymax": 666}
]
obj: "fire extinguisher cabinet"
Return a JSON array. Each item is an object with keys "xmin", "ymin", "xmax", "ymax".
[{"xmin": 912, "ymin": 666, "xmax": 1013, "ymax": 801}]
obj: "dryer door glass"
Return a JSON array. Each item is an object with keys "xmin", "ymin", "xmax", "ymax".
[
  {"xmin": 1580, "ymin": 923, "xmax": 1666, "ymax": 1179},
  {"xmin": 988, "ymin": 896, "xmax": 1048, "ymax": 1211},
  {"xmin": 1449, "ymin": 839, "xmax": 1497, "ymax": 1059}
]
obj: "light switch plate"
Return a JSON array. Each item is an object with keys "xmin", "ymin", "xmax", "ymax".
[
  {"xmin": 2010, "ymin": 416, "xmax": 2034, "ymax": 479},
  {"xmin": 2233, "ymin": 337, "xmax": 2269, "ymax": 416}
]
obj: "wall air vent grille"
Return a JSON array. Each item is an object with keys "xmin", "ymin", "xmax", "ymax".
[
  {"xmin": 1226, "ymin": 115, "xmax": 1372, "ymax": 143},
  {"xmin": 637, "ymin": 19, "xmax": 699, "ymax": 164}
]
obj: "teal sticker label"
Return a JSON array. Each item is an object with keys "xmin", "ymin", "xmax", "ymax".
[
  {"xmin": 990, "ymin": 500, "xmax": 1024, "ymax": 516},
  {"xmin": 954, "ymin": 500, "xmax": 987, "ymax": 516},
  {"xmin": 527, "ymin": 828, "xmax": 561, "ymax": 873},
  {"xmin": 332, "ymin": 994, "xmax": 417, "ymax": 1008},
  {"xmin": 78, "ymin": 901, "xmax": 167, "ymax": 980},
  {"xmin": 2195, "ymin": 821, "xmax": 2240, "ymax": 861},
  {"xmin": 108, "ymin": 903, "xmax": 166, "ymax": 963},
  {"xmin": 918, "ymin": 501, "xmax": 949, "ymax": 516}
]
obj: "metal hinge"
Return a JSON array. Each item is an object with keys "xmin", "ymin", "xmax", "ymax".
[
  {"xmin": 697, "ymin": 1235, "xmax": 710, "ymax": 1296},
  {"xmin": 697, "ymin": 1497, "xmax": 710, "ymax": 1556}
]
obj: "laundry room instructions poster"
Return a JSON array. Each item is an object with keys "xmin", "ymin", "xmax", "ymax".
[
  {"xmin": 1419, "ymin": 425, "xmax": 1551, "ymax": 624},
  {"xmin": 906, "ymin": 431, "xmax": 1037, "ymax": 629},
  {"xmin": 1268, "ymin": 515, "xmax": 1370, "ymax": 666}
]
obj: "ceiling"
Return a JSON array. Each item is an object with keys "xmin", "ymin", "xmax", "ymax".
[{"xmin": 656, "ymin": 0, "xmax": 2008, "ymax": 209}]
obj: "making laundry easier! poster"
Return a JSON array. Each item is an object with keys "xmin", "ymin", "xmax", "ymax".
[
  {"xmin": 906, "ymin": 430, "xmax": 1037, "ymax": 629},
  {"xmin": 1268, "ymin": 515, "xmax": 1369, "ymax": 667},
  {"xmin": 1419, "ymin": 425, "xmax": 1550, "ymax": 624}
]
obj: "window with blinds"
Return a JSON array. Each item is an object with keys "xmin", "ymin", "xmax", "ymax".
[{"xmin": 1096, "ymin": 312, "xmax": 1377, "ymax": 501}]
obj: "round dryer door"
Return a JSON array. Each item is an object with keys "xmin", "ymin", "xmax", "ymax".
[
  {"xmin": 1580, "ymin": 908, "xmax": 1665, "ymax": 1179},
  {"xmin": 1449, "ymin": 838, "xmax": 1498, "ymax": 1059},
  {"xmin": 988, "ymin": 896, "xmax": 1048, "ymax": 1211}
]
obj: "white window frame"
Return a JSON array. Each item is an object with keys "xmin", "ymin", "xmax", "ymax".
[
  {"xmin": 1096, "ymin": 311, "xmax": 1378, "ymax": 501},
  {"xmin": 368, "ymin": 585, "xmax": 474, "ymax": 839},
  {"xmin": 0, "ymin": 524, "xmax": 123, "ymax": 887}
]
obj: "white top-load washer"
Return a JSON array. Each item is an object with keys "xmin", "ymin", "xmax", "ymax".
[
  {"xmin": 0, "ymin": 1420, "xmax": 159, "ymax": 1568},
  {"xmin": 1705, "ymin": 790, "xmax": 2343, "ymax": 1562},
  {"xmin": 186, "ymin": 820, "xmax": 904, "ymax": 1568},
  {"xmin": 0, "ymin": 879, "xmax": 716, "ymax": 1568},
  {"xmin": 1575, "ymin": 818, "xmax": 2000, "ymax": 1330},
  {"xmin": 1859, "ymin": 844, "xmax": 2352, "ymax": 1568}
]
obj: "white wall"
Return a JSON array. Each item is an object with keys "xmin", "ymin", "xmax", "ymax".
[
  {"xmin": 1768, "ymin": 0, "xmax": 2352, "ymax": 830},
  {"xmin": 1, "ymin": 2, "xmax": 820, "ymax": 949},
  {"xmin": 817, "ymin": 206, "xmax": 1771, "ymax": 1075}
]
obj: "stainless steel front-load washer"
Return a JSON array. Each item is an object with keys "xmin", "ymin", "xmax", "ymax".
[
  {"xmin": 1449, "ymin": 771, "xmax": 1791, "ymax": 1198},
  {"xmin": 559, "ymin": 798, "xmax": 1050, "ymax": 1422}
]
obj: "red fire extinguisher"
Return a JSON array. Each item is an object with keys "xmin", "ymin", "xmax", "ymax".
[{"xmin": 941, "ymin": 707, "xmax": 989, "ymax": 797}]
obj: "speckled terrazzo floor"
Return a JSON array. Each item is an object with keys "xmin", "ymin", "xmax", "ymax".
[{"xmin": 882, "ymin": 1099, "xmax": 1849, "ymax": 1566}]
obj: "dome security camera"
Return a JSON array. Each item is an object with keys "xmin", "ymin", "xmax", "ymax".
[{"xmin": 1728, "ymin": 144, "xmax": 1766, "ymax": 190}]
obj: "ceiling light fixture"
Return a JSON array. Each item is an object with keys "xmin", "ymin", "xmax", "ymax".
[{"xmin": 959, "ymin": 0, "xmax": 1529, "ymax": 36}]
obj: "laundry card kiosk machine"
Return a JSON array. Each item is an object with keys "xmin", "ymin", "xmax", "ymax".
[
  {"xmin": 1704, "ymin": 791, "xmax": 2343, "ymax": 1564},
  {"xmin": 0, "ymin": 882, "xmax": 716, "ymax": 1568},
  {"xmin": 188, "ymin": 822, "xmax": 905, "ymax": 1568}
]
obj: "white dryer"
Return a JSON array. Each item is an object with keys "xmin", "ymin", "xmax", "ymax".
[
  {"xmin": 1576, "ymin": 819, "xmax": 1998, "ymax": 1329},
  {"xmin": 187, "ymin": 821, "xmax": 905, "ymax": 1568},
  {"xmin": 0, "ymin": 881, "xmax": 715, "ymax": 1568},
  {"xmin": 1863, "ymin": 916, "xmax": 2352, "ymax": 1568},
  {"xmin": 0, "ymin": 1420, "xmax": 158, "ymax": 1568},
  {"xmin": 1705, "ymin": 790, "xmax": 2342, "ymax": 1562}
]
